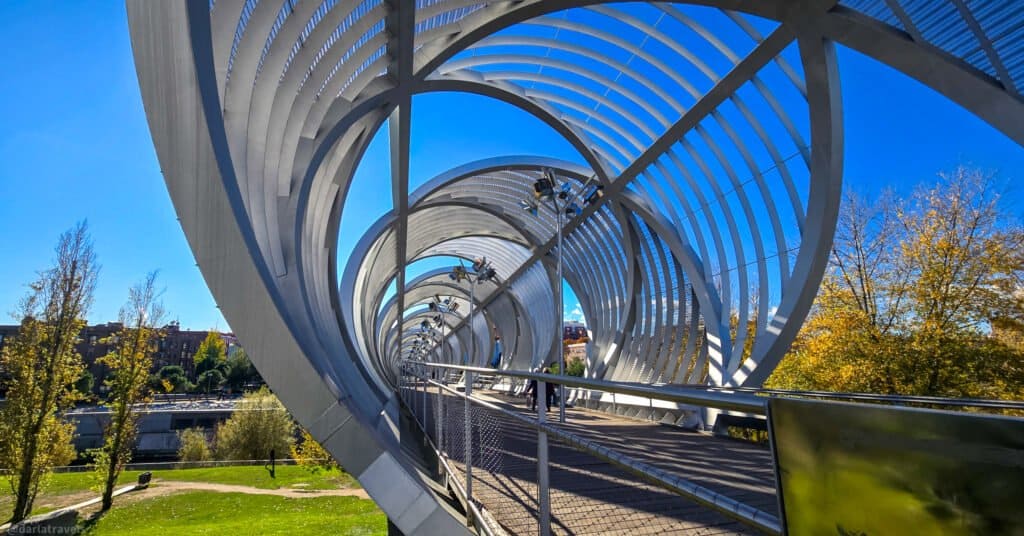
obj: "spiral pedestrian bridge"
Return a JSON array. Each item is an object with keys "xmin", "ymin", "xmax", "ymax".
[{"xmin": 127, "ymin": 0, "xmax": 1024, "ymax": 533}]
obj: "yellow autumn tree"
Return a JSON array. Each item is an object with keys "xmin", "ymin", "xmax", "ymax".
[
  {"xmin": 0, "ymin": 223, "xmax": 99, "ymax": 523},
  {"xmin": 291, "ymin": 429, "xmax": 338, "ymax": 474},
  {"xmin": 770, "ymin": 167, "xmax": 1024, "ymax": 400},
  {"xmin": 93, "ymin": 272, "xmax": 164, "ymax": 511}
]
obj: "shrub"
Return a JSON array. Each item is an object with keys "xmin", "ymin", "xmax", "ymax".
[
  {"xmin": 549, "ymin": 357, "xmax": 586, "ymax": 377},
  {"xmin": 214, "ymin": 387, "xmax": 294, "ymax": 460},
  {"xmin": 177, "ymin": 427, "xmax": 212, "ymax": 462},
  {"xmin": 566, "ymin": 357, "xmax": 586, "ymax": 377},
  {"xmin": 291, "ymin": 429, "xmax": 338, "ymax": 474}
]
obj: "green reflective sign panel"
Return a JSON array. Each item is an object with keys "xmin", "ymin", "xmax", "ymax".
[{"xmin": 768, "ymin": 398, "xmax": 1024, "ymax": 535}]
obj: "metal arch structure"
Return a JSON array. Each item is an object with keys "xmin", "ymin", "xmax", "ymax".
[{"xmin": 127, "ymin": 0, "xmax": 1024, "ymax": 532}]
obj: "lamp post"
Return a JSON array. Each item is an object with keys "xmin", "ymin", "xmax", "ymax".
[
  {"xmin": 521, "ymin": 169, "xmax": 603, "ymax": 424},
  {"xmin": 428, "ymin": 295, "xmax": 458, "ymax": 368},
  {"xmin": 448, "ymin": 258, "xmax": 497, "ymax": 505},
  {"xmin": 448, "ymin": 259, "xmax": 498, "ymax": 367}
]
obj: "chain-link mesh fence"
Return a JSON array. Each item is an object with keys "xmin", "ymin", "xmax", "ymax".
[
  {"xmin": 399, "ymin": 364, "xmax": 770, "ymax": 535},
  {"xmin": 437, "ymin": 379, "xmax": 540, "ymax": 535}
]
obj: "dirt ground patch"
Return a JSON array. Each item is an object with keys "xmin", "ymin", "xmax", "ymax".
[{"xmin": 143, "ymin": 479, "xmax": 370, "ymax": 500}]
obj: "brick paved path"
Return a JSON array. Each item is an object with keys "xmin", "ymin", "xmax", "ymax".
[{"xmin": 420, "ymin": 388, "xmax": 777, "ymax": 535}]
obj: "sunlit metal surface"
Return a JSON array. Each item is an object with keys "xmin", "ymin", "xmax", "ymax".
[{"xmin": 128, "ymin": 0, "xmax": 1024, "ymax": 530}]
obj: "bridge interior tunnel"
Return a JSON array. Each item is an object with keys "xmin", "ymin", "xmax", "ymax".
[
  {"xmin": 346, "ymin": 159, "xmax": 730, "ymax": 391},
  {"xmin": 127, "ymin": 0, "xmax": 1024, "ymax": 532},
  {"xmin": 325, "ymin": 1, "xmax": 848, "ymax": 395}
]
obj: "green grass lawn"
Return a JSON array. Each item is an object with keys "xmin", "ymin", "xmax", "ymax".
[
  {"xmin": 3, "ymin": 464, "xmax": 368, "ymax": 528},
  {"xmin": 0, "ymin": 470, "xmax": 135, "ymax": 499},
  {"xmin": 153, "ymin": 464, "xmax": 359, "ymax": 490},
  {"xmin": 79, "ymin": 492, "xmax": 385, "ymax": 535},
  {"xmin": 1, "ymin": 471, "xmax": 145, "ymax": 521}
]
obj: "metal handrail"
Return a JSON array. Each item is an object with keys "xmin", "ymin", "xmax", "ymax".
[
  {"xmin": 403, "ymin": 361, "xmax": 1023, "ymax": 536},
  {"xmin": 407, "ymin": 368, "xmax": 782, "ymax": 534},
  {"xmin": 694, "ymin": 385, "xmax": 1024, "ymax": 410},
  {"xmin": 401, "ymin": 370, "xmax": 497, "ymax": 536},
  {"xmin": 414, "ymin": 362, "xmax": 766, "ymax": 414},
  {"xmin": 414, "ymin": 362, "xmax": 1024, "ymax": 413}
]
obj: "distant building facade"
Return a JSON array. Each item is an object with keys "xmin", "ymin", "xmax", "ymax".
[
  {"xmin": 0, "ymin": 321, "xmax": 239, "ymax": 395},
  {"xmin": 565, "ymin": 342, "xmax": 587, "ymax": 363},
  {"xmin": 154, "ymin": 321, "xmax": 240, "ymax": 378},
  {"xmin": 563, "ymin": 321, "xmax": 589, "ymax": 342}
]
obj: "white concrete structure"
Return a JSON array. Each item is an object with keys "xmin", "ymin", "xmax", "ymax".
[{"xmin": 127, "ymin": 0, "xmax": 1024, "ymax": 531}]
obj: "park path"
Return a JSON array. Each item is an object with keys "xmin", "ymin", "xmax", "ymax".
[{"xmin": 143, "ymin": 479, "xmax": 370, "ymax": 499}]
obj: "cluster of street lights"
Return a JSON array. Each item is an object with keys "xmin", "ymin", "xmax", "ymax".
[
  {"xmin": 422, "ymin": 169, "xmax": 603, "ymax": 424},
  {"xmin": 520, "ymin": 168, "xmax": 603, "ymax": 423},
  {"xmin": 409, "ymin": 328, "xmax": 433, "ymax": 362},
  {"xmin": 422, "ymin": 295, "xmax": 458, "ymax": 364},
  {"xmin": 449, "ymin": 257, "xmax": 498, "ymax": 367}
]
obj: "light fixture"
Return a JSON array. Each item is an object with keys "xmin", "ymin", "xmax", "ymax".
[
  {"xmin": 449, "ymin": 258, "xmax": 499, "ymax": 366},
  {"xmin": 449, "ymin": 265, "xmax": 468, "ymax": 282},
  {"xmin": 519, "ymin": 199, "xmax": 539, "ymax": 216},
  {"xmin": 565, "ymin": 202, "xmax": 582, "ymax": 218},
  {"xmin": 558, "ymin": 181, "xmax": 571, "ymax": 200},
  {"xmin": 533, "ymin": 169, "xmax": 555, "ymax": 199}
]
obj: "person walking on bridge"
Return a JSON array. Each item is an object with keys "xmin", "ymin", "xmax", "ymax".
[
  {"xmin": 525, "ymin": 367, "xmax": 539, "ymax": 411},
  {"xmin": 543, "ymin": 366, "xmax": 557, "ymax": 411},
  {"xmin": 526, "ymin": 367, "xmax": 557, "ymax": 412}
]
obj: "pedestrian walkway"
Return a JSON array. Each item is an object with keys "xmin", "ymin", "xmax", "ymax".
[{"xmin": 425, "ymin": 389, "xmax": 777, "ymax": 535}]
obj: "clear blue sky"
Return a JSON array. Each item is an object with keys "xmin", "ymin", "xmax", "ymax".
[{"xmin": 1, "ymin": 3, "xmax": 1022, "ymax": 331}]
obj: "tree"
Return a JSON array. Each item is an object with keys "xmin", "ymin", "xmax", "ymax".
[
  {"xmin": 92, "ymin": 272, "xmax": 164, "ymax": 511},
  {"xmin": 0, "ymin": 222, "xmax": 99, "ymax": 523},
  {"xmin": 224, "ymin": 349, "xmax": 261, "ymax": 392},
  {"xmin": 197, "ymin": 369, "xmax": 225, "ymax": 394},
  {"xmin": 177, "ymin": 428, "xmax": 212, "ymax": 462},
  {"xmin": 214, "ymin": 387, "xmax": 294, "ymax": 460},
  {"xmin": 769, "ymin": 167, "xmax": 1024, "ymax": 400},
  {"xmin": 193, "ymin": 331, "xmax": 227, "ymax": 377},
  {"xmin": 900, "ymin": 168, "xmax": 1024, "ymax": 333},
  {"xmin": 824, "ymin": 190, "xmax": 908, "ymax": 334},
  {"xmin": 75, "ymin": 370, "xmax": 95, "ymax": 399},
  {"xmin": 153, "ymin": 365, "xmax": 191, "ymax": 393}
]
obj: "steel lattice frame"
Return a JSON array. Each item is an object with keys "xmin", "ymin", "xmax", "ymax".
[{"xmin": 128, "ymin": 0, "xmax": 1024, "ymax": 532}]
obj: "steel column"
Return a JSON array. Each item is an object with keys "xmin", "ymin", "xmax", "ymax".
[{"xmin": 537, "ymin": 379, "xmax": 551, "ymax": 536}]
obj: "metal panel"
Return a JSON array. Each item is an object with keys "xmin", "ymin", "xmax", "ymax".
[{"xmin": 769, "ymin": 397, "xmax": 1024, "ymax": 535}]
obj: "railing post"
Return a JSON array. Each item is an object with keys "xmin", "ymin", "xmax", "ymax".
[
  {"xmin": 537, "ymin": 379, "xmax": 551, "ymax": 536},
  {"xmin": 464, "ymin": 369, "xmax": 473, "ymax": 512},
  {"xmin": 436, "ymin": 379, "xmax": 444, "ymax": 472},
  {"xmin": 421, "ymin": 364, "xmax": 427, "ymax": 428}
]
